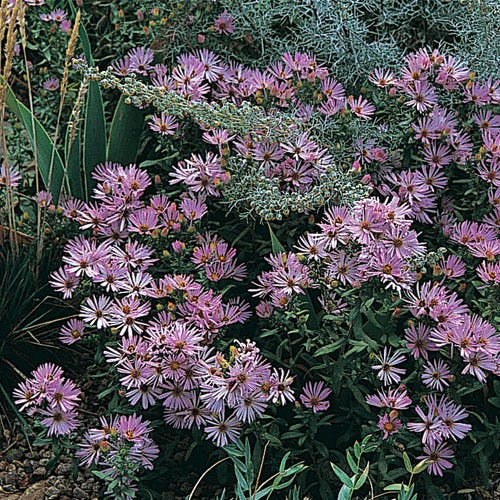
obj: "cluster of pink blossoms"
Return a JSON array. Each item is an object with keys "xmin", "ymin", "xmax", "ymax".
[
  {"xmin": 110, "ymin": 49, "xmax": 375, "ymax": 197},
  {"xmin": 363, "ymin": 50, "xmax": 500, "ymax": 286},
  {"xmin": 39, "ymin": 6, "xmax": 72, "ymax": 32},
  {"xmin": 252, "ymin": 189, "xmax": 499, "ymax": 473},
  {"xmin": 77, "ymin": 413, "xmax": 159, "ymax": 497},
  {"xmin": 252, "ymin": 196, "xmax": 426, "ymax": 312},
  {"xmin": 13, "ymin": 363, "xmax": 80, "ymax": 436},
  {"xmin": 46, "ymin": 162, "xmax": 297, "ymax": 448}
]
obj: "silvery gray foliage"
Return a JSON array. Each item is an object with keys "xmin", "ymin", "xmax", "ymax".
[
  {"xmin": 219, "ymin": 0, "xmax": 499, "ymax": 85},
  {"xmin": 76, "ymin": 60, "xmax": 370, "ymax": 221}
]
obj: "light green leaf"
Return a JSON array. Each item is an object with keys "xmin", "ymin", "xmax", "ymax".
[
  {"xmin": 403, "ymin": 452, "xmax": 413, "ymax": 474},
  {"xmin": 331, "ymin": 463, "xmax": 354, "ymax": 488},
  {"xmin": 353, "ymin": 462, "xmax": 369, "ymax": 490}
]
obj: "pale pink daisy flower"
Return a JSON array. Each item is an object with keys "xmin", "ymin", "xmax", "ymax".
[
  {"xmin": 377, "ymin": 413, "xmax": 402, "ymax": 439},
  {"xmin": 299, "ymin": 381, "xmax": 332, "ymax": 413},
  {"xmin": 372, "ymin": 347, "xmax": 407, "ymax": 385},
  {"xmin": 421, "ymin": 359, "xmax": 451, "ymax": 391},
  {"xmin": 149, "ymin": 113, "xmax": 178, "ymax": 136}
]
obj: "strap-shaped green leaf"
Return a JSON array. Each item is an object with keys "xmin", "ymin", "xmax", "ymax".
[
  {"xmin": 3, "ymin": 81, "xmax": 65, "ymax": 203},
  {"xmin": 69, "ymin": 0, "xmax": 106, "ymax": 198},
  {"xmin": 83, "ymin": 80, "xmax": 106, "ymax": 197},
  {"xmin": 107, "ymin": 95, "xmax": 145, "ymax": 165},
  {"xmin": 64, "ymin": 124, "xmax": 84, "ymax": 199}
]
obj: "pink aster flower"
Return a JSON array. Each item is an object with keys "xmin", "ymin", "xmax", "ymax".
[
  {"xmin": 436, "ymin": 255, "xmax": 466, "ymax": 279},
  {"xmin": 60, "ymin": 20, "xmax": 72, "ymax": 33},
  {"xmin": 412, "ymin": 116, "xmax": 440, "ymax": 144},
  {"xmin": 43, "ymin": 79, "xmax": 61, "ymax": 93},
  {"xmin": 405, "ymin": 80, "xmax": 438, "ymax": 113},
  {"xmin": 80, "ymin": 295, "xmax": 113, "ymax": 329},
  {"xmin": 149, "ymin": 112, "xmax": 178, "ymax": 136},
  {"xmin": 369, "ymin": 68, "xmax": 395, "ymax": 88},
  {"xmin": 418, "ymin": 442, "xmax": 454, "ymax": 476},
  {"xmin": 326, "ymin": 250, "xmax": 361, "ymax": 286},
  {"xmin": 204, "ymin": 413, "xmax": 241, "ymax": 447},
  {"xmin": 299, "ymin": 381, "xmax": 332, "ymax": 413},
  {"xmin": 0, "ymin": 163, "xmax": 22, "ymax": 187},
  {"xmin": 372, "ymin": 347, "xmax": 407, "ymax": 385},
  {"xmin": 407, "ymin": 397, "xmax": 443, "ymax": 445},
  {"xmin": 47, "ymin": 378, "xmax": 81, "ymax": 413},
  {"xmin": 377, "ymin": 413, "xmax": 402, "ymax": 439},
  {"xmin": 59, "ymin": 318, "xmax": 85, "ymax": 345},
  {"xmin": 112, "ymin": 56, "xmax": 131, "ymax": 76},
  {"xmin": 421, "ymin": 359, "xmax": 451, "ymax": 391},
  {"xmin": 128, "ymin": 46, "xmax": 154, "ymax": 75},
  {"xmin": 476, "ymin": 261, "xmax": 500, "ymax": 285},
  {"xmin": 423, "ymin": 142, "xmax": 453, "ymax": 169},
  {"xmin": 365, "ymin": 386, "xmax": 412, "ymax": 410},
  {"xmin": 214, "ymin": 11, "xmax": 234, "ymax": 35},
  {"xmin": 12, "ymin": 379, "xmax": 36, "ymax": 412},
  {"xmin": 269, "ymin": 368, "xmax": 295, "ymax": 405},
  {"xmin": 437, "ymin": 398, "xmax": 471, "ymax": 441},
  {"xmin": 34, "ymin": 190, "xmax": 53, "ymax": 207},
  {"xmin": 405, "ymin": 323, "xmax": 439, "ymax": 360},
  {"xmin": 39, "ymin": 407, "xmax": 79, "ymax": 436},
  {"xmin": 49, "ymin": 266, "xmax": 80, "ymax": 299},
  {"xmin": 461, "ymin": 351, "xmax": 496, "ymax": 382},
  {"xmin": 347, "ymin": 95, "xmax": 375, "ymax": 119}
]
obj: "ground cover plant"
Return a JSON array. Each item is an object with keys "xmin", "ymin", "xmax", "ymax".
[{"xmin": 1, "ymin": 0, "xmax": 500, "ymax": 499}]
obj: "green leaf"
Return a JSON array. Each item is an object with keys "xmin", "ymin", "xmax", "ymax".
[
  {"xmin": 107, "ymin": 95, "xmax": 145, "ymax": 165},
  {"xmin": 412, "ymin": 459, "xmax": 429, "ymax": 474},
  {"xmin": 353, "ymin": 441, "xmax": 361, "ymax": 460},
  {"xmin": 64, "ymin": 124, "xmax": 84, "ymax": 199},
  {"xmin": 353, "ymin": 462, "xmax": 369, "ymax": 490},
  {"xmin": 314, "ymin": 338, "xmax": 345, "ymax": 357},
  {"xmin": 234, "ymin": 466, "xmax": 249, "ymax": 492},
  {"xmin": 67, "ymin": 7, "xmax": 106, "ymax": 198},
  {"xmin": 403, "ymin": 452, "xmax": 412, "ymax": 474},
  {"xmin": 346, "ymin": 450, "xmax": 358, "ymax": 474},
  {"xmin": 384, "ymin": 483, "xmax": 408, "ymax": 492},
  {"xmin": 331, "ymin": 463, "xmax": 353, "ymax": 488},
  {"xmin": 92, "ymin": 470, "xmax": 113, "ymax": 481},
  {"xmin": 97, "ymin": 385, "xmax": 117, "ymax": 399},
  {"xmin": 3, "ymin": 81, "xmax": 65, "ymax": 203},
  {"xmin": 337, "ymin": 484, "xmax": 351, "ymax": 500},
  {"xmin": 83, "ymin": 81, "xmax": 106, "ymax": 197},
  {"xmin": 279, "ymin": 451, "xmax": 291, "ymax": 473},
  {"xmin": 267, "ymin": 222, "xmax": 286, "ymax": 253}
]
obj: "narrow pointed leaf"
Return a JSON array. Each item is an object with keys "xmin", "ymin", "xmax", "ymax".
[
  {"xmin": 83, "ymin": 82, "xmax": 106, "ymax": 196},
  {"xmin": 267, "ymin": 222, "xmax": 285, "ymax": 254},
  {"xmin": 3, "ymin": 82, "xmax": 64, "ymax": 203},
  {"xmin": 68, "ymin": 2, "xmax": 106, "ymax": 198},
  {"xmin": 331, "ymin": 463, "xmax": 353, "ymax": 488},
  {"xmin": 353, "ymin": 462, "xmax": 369, "ymax": 490},
  {"xmin": 107, "ymin": 95, "xmax": 145, "ymax": 165},
  {"xmin": 403, "ymin": 452, "xmax": 412, "ymax": 474},
  {"xmin": 64, "ymin": 125, "xmax": 84, "ymax": 199}
]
